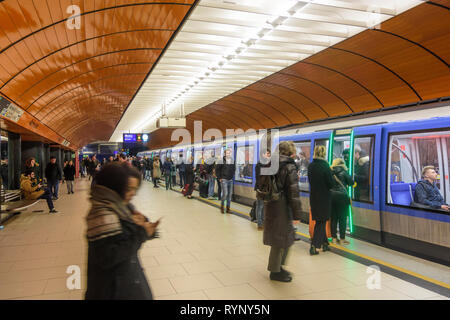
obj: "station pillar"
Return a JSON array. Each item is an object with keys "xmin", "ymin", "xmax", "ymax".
[
  {"xmin": 21, "ymin": 141, "xmax": 45, "ymax": 181},
  {"xmin": 7, "ymin": 132, "xmax": 21, "ymax": 189}
]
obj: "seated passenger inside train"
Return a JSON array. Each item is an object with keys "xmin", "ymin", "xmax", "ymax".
[
  {"xmin": 354, "ymin": 145, "xmax": 370, "ymax": 201},
  {"xmin": 414, "ymin": 166, "xmax": 450, "ymax": 211}
]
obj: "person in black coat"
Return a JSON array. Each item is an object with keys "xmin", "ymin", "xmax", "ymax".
[
  {"xmin": 184, "ymin": 156, "xmax": 195, "ymax": 199},
  {"xmin": 354, "ymin": 145, "xmax": 370, "ymax": 201},
  {"xmin": 263, "ymin": 142, "xmax": 302, "ymax": 282},
  {"xmin": 63, "ymin": 160, "xmax": 76, "ymax": 194},
  {"xmin": 85, "ymin": 163, "xmax": 160, "ymax": 300},
  {"xmin": 45, "ymin": 156, "xmax": 62, "ymax": 199},
  {"xmin": 307, "ymin": 145, "xmax": 334, "ymax": 255},
  {"xmin": 330, "ymin": 158, "xmax": 354, "ymax": 245}
]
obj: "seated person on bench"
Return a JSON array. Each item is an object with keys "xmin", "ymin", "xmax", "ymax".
[
  {"xmin": 414, "ymin": 166, "xmax": 449, "ymax": 212},
  {"xmin": 20, "ymin": 169, "xmax": 58, "ymax": 213}
]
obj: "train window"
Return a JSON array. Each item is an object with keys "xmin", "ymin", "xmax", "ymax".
[
  {"xmin": 235, "ymin": 145, "xmax": 254, "ymax": 184},
  {"xmin": 387, "ymin": 130, "xmax": 450, "ymax": 211},
  {"xmin": 314, "ymin": 139, "xmax": 329, "ymax": 161},
  {"xmin": 194, "ymin": 150, "xmax": 203, "ymax": 166},
  {"xmin": 294, "ymin": 141, "xmax": 311, "ymax": 192},
  {"xmin": 1, "ymin": 130, "xmax": 8, "ymax": 190},
  {"xmin": 353, "ymin": 137, "xmax": 374, "ymax": 202}
]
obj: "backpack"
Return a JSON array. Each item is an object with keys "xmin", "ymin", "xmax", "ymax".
[{"xmin": 255, "ymin": 163, "xmax": 286, "ymax": 203}]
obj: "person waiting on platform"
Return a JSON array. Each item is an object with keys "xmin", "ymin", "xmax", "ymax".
[
  {"xmin": 415, "ymin": 166, "xmax": 450, "ymax": 211},
  {"xmin": 152, "ymin": 156, "xmax": 161, "ymax": 188},
  {"xmin": 63, "ymin": 160, "xmax": 76, "ymax": 194},
  {"xmin": 308, "ymin": 145, "xmax": 334, "ymax": 255},
  {"xmin": 162, "ymin": 157, "xmax": 174, "ymax": 190},
  {"xmin": 216, "ymin": 148, "xmax": 236, "ymax": 214},
  {"xmin": 85, "ymin": 162, "xmax": 160, "ymax": 300},
  {"xmin": 330, "ymin": 158, "xmax": 354, "ymax": 245},
  {"xmin": 254, "ymin": 149, "xmax": 271, "ymax": 230},
  {"xmin": 183, "ymin": 155, "xmax": 195, "ymax": 199},
  {"xmin": 21, "ymin": 169, "xmax": 57, "ymax": 213},
  {"xmin": 45, "ymin": 156, "xmax": 62, "ymax": 200},
  {"xmin": 263, "ymin": 141, "xmax": 302, "ymax": 282}
]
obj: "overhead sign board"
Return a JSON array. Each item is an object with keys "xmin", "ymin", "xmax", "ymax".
[
  {"xmin": 123, "ymin": 133, "xmax": 149, "ymax": 143},
  {"xmin": 0, "ymin": 96, "xmax": 24, "ymax": 123}
]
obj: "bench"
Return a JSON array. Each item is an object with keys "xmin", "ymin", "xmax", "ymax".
[{"xmin": 0, "ymin": 189, "xmax": 41, "ymax": 228}]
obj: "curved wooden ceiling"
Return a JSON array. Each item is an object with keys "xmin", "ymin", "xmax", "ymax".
[
  {"xmin": 148, "ymin": 0, "xmax": 450, "ymax": 149},
  {"xmin": 0, "ymin": 0, "xmax": 196, "ymax": 148}
]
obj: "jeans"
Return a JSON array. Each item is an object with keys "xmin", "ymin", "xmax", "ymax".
[
  {"xmin": 255, "ymin": 198, "xmax": 264, "ymax": 227},
  {"xmin": 267, "ymin": 246, "xmax": 290, "ymax": 272},
  {"xmin": 47, "ymin": 180, "xmax": 59, "ymax": 198},
  {"xmin": 221, "ymin": 179, "xmax": 233, "ymax": 208},
  {"xmin": 208, "ymin": 175, "xmax": 215, "ymax": 197},
  {"xmin": 179, "ymin": 171, "xmax": 185, "ymax": 187},
  {"xmin": 165, "ymin": 175, "xmax": 172, "ymax": 190},
  {"xmin": 39, "ymin": 189, "xmax": 54, "ymax": 210},
  {"xmin": 66, "ymin": 180, "xmax": 74, "ymax": 193},
  {"xmin": 216, "ymin": 178, "xmax": 221, "ymax": 199}
]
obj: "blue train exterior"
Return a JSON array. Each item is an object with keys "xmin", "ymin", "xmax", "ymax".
[{"xmin": 142, "ymin": 116, "xmax": 450, "ymax": 265}]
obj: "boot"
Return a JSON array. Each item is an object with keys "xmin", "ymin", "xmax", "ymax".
[
  {"xmin": 270, "ymin": 271, "xmax": 292, "ymax": 282},
  {"xmin": 309, "ymin": 245, "xmax": 319, "ymax": 255},
  {"xmin": 226, "ymin": 206, "xmax": 230, "ymax": 213},
  {"xmin": 220, "ymin": 205, "xmax": 224, "ymax": 214},
  {"xmin": 322, "ymin": 243, "xmax": 331, "ymax": 252}
]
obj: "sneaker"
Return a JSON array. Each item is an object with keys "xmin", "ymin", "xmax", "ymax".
[
  {"xmin": 49, "ymin": 209, "xmax": 58, "ymax": 214},
  {"xmin": 332, "ymin": 238, "xmax": 340, "ymax": 244},
  {"xmin": 270, "ymin": 271, "xmax": 292, "ymax": 282},
  {"xmin": 52, "ymin": 196, "xmax": 58, "ymax": 200}
]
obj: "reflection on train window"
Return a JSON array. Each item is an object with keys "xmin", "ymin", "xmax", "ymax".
[
  {"xmin": 1, "ymin": 130, "xmax": 8, "ymax": 190},
  {"xmin": 353, "ymin": 137, "xmax": 374, "ymax": 202},
  {"xmin": 294, "ymin": 141, "xmax": 311, "ymax": 192},
  {"xmin": 314, "ymin": 139, "xmax": 329, "ymax": 161},
  {"xmin": 387, "ymin": 130, "xmax": 450, "ymax": 211},
  {"xmin": 160, "ymin": 152, "xmax": 166, "ymax": 164},
  {"xmin": 235, "ymin": 145, "xmax": 254, "ymax": 184}
]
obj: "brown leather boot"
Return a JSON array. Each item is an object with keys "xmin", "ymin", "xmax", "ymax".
[
  {"xmin": 226, "ymin": 206, "xmax": 230, "ymax": 213},
  {"xmin": 220, "ymin": 205, "xmax": 224, "ymax": 214}
]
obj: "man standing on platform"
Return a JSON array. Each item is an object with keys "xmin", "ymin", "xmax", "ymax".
[{"xmin": 45, "ymin": 156, "xmax": 62, "ymax": 200}]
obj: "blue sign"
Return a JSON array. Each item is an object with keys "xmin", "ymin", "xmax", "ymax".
[{"xmin": 123, "ymin": 134, "xmax": 136, "ymax": 142}]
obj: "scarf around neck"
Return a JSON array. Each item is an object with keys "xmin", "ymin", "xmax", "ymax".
[{"xmin": 86, "ymin": 185, "xmax": 135, "ymax": 242}]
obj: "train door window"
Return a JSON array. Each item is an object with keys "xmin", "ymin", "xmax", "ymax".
[
  {"xmin": 314, "ymin": 139, "xmax": 329, "ymax": 161},
  {"xmin": 194, "ymin": 150, "xmax": 203, "ymax": 167},
  {"xmin": 387, "ymin": 130, "xmax": 450, "ymax": 211},
  {"xmin": 1, "ymin": 130, "xmax": 8, "ymax": 190},
  {"xmin": 235, "ymin": 145, "xmax": 254, "ymax": 184},
  {"xmin": 294, "ymin": 141, "xmax": 311, "ymax": 192},
  {"xmin": 353, "ymin": 137, "xmax": 374, "ymax": 202}
]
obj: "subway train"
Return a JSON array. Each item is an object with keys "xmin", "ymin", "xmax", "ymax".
[{"xmin": 138, "ymin": 106, "xmax": 450, "ymax": 266}]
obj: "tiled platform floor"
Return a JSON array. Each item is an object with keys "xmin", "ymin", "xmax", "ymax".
[{"xmin": 0, "ymin": 179, "xmax": 448, "ymax": 300}]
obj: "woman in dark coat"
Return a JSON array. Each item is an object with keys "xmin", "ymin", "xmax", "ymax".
[
  {"xmin": 263, "ymin": 141, "xmax": 302, "ymax": 282},
  {"xmin": 184, "ymin": 156, "xmax": 195, "ymax": 199},
  {"xmin": 85, "ymin": 162, "xmax": 160, "ymax": 300},
  {"xmin": 330, "ymin": 158, "xmax": 354, "ymax": 245},
  {"xmin": 63, "ymin": 160, "xmax": 76, "ymax": 194},
  {"xmin": 307, "ymin": 145, "xmax": 334, "ymax": 255}
]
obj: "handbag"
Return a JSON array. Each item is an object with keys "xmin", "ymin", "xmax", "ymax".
[
  {"xmin": 309, "ymin": 209, "xmax": 331, "ymax": 238},
  {"xmin": 333, "ymin": 174, "xmax": 352, "ymax": 205}
]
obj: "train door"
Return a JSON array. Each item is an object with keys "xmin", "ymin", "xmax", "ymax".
[{"xmin": 328, "ymin": 129, "xmax": 355, "ymax": 233}]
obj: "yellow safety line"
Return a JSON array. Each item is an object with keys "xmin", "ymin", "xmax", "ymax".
[{"xmin": 174, "ymin": 187, "xmax": 450, "ymax": 290}]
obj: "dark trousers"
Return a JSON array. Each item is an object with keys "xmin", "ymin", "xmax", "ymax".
[
  {"xmin": 179, "ymin": 171, "xmax": 185, "ymax": 187},
  {"xmin": 331, "ymin": 198, "xmax": 348, "ymax": 239},
  {"xmin": 312, "ymin": 220, "xmax": 328, "ymax": 248},
  {"xmin": 153, "ymin": 178, "xmax": 159, "ymax": 187},
  {"xmin": 39, "ymin": 189, "xmax": 54, "ymax": 210},
  {"xmin": 267, "ymin": 246, "xmax": 290, "ymax": 272},
  {"xmin": 216, "ymin": 178, "xmax": 221, "ymax": 199},
  {"xmin": 47, "ymin": 180, "xmax": 59, "ymax": 198}
]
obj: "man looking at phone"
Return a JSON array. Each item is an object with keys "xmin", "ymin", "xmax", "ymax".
[{"xmin": 20, "ymin": 169, "xmax": 58, "ymax": 213}]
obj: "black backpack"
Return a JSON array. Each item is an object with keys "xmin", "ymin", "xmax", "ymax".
[{"xmin": 255, "ymin": 163, "xmax": 286, "ymax": 203}]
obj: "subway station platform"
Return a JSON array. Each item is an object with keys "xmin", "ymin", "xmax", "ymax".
[{"xmin": 0, "ymin": 178, "xmax": 448, "ymax": 300}]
